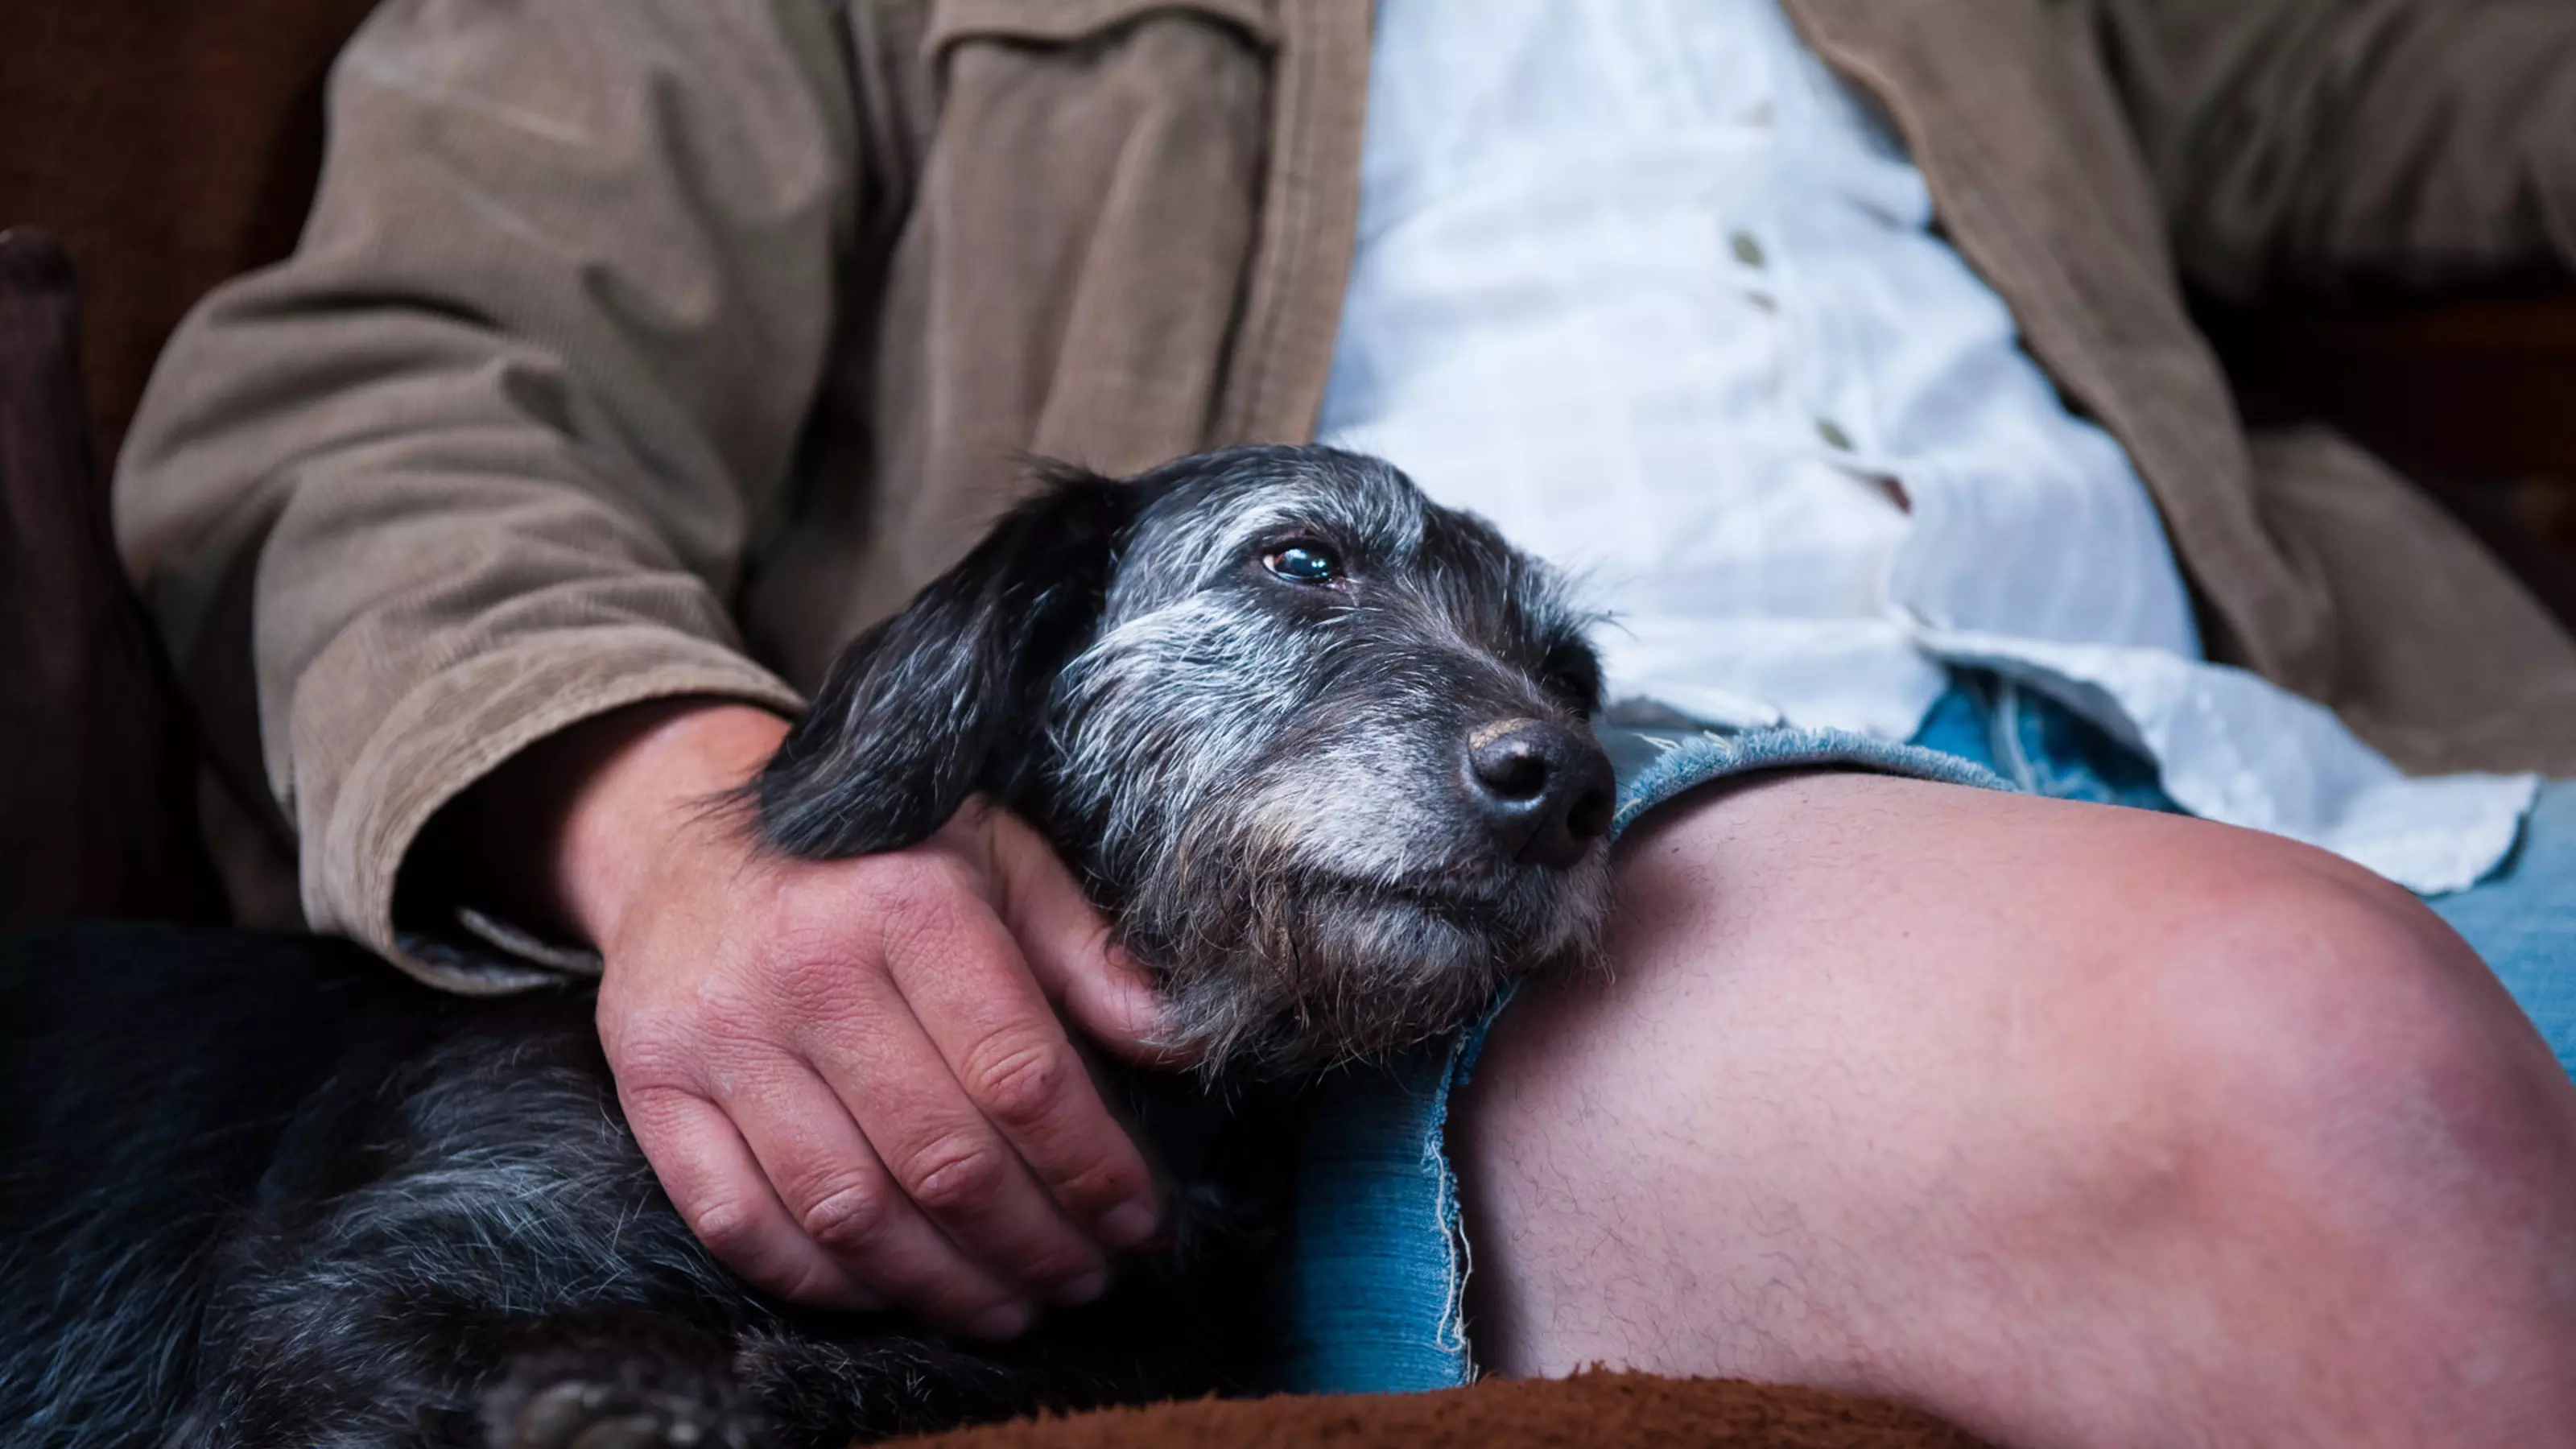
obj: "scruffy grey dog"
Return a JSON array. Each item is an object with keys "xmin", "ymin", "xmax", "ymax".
[{"xmin": 0, "ymin": 446, "xmax": 1614, "ymax": 1449}]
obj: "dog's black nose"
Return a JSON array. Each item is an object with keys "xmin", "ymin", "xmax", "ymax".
[{"xmin": 1465, "ymin": 719, "xmax": 1615, "ymax": 869}]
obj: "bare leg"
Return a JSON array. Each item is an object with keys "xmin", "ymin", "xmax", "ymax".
[{"xmin": 1455, "ymin": 773, "xmax": 2576, "ymax": 1448}]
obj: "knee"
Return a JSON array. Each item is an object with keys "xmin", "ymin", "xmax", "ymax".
[
  {"xmin": 2093, "ymin": 851, "xmax": 2576, "ymax": 1328},
  {"xmin": 2120, "ymin": 857, "xmax": 2556, "ymax": 1161}
]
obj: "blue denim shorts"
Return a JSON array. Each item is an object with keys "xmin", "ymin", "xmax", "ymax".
[{"xmin": 1269, "ymin": 671, "xmax": 2574, "ymax": 1393}]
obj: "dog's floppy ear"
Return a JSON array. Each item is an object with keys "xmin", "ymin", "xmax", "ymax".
[{"xmin": 753, "ymin": 463, "xmax": 1137, "ymax": 858}]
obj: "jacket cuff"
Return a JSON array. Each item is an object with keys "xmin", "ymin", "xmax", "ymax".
[{"xmin": 303, "ymin": 626, "xmax": 805, "ymax": 994}]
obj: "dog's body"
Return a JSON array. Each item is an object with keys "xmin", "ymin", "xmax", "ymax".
[
  {"xmin": 1, "ymin": 448, "xmax": 1615, "ymax": 1448},
  {"xmin": 2, "ymin": 927, "xmax": 1286, "ymax": 1448}
]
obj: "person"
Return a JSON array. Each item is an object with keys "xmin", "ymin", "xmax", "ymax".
[{"xmin": 114, "ymin": 0, "xmax": 2576, "ymax": 1442}]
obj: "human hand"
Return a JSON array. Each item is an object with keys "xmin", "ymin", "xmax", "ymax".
[{"xmin": 528, "ymin": 702, "xmax": 1175, "ymax": 1338}]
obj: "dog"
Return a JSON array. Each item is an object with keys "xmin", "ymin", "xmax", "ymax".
[{"xmin": 0, "ymin": 445, "xmax": 1616, "ymax": 1449}]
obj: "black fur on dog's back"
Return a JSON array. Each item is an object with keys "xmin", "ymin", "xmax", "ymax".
[
  {"xmin": 0, "ymin": 926, "xmax": 1287, "ymax": 1449},
  {"xmin": 2, "ymin": 927, "xmax": 455, "ymax": 1446}
]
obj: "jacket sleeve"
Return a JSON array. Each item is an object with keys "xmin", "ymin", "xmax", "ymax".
[
  {"xmin": 2093, "ymin": 0, "xmax": 2576, "ymax": 299},
  {"xmin": 113, "ymin": 0, "xmax": 858, "ymax": 987}
]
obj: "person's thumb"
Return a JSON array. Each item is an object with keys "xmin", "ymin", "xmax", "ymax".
[{"xmin": 985, "ymin": 807, "xmax": 1201, "ymax": 1067}]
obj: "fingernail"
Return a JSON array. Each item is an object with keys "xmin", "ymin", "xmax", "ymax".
[
  {"xmin": 965, "ymin": 1302, "xmax": 1034, "ymax": 1341},
  {"xmin": 1098, "ymin": 1199, "xmax": 1160, "ymax": 1249},
  {"xmin": 1051, "ymin": 1268, "xmax": 1110, "ymax": 1306}
]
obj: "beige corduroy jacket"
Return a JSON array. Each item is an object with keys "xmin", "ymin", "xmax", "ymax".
[{"xmin": 115, "ymin": 0, "xmax": 2576, "ymax": 989}]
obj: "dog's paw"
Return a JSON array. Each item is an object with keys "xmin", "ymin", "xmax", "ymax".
[{"xmin": 496, "ymin": 1376, "xmax": 765, "ymax": 1449}]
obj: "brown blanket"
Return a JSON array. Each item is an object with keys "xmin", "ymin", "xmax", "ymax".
[{"xmin": 894, "ymin": 1372, "xmax": 1991, "ymax": 1449}]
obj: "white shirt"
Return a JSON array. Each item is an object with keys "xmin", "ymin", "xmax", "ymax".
[{"xmin": 1316, "ymin": 0, "xmax": 2537, "ymax": 894}]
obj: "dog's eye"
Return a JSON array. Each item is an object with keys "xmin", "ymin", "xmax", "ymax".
[
  {"xmin": 1264, "ymin": 544, "xmax": 1342, "ymax": 586},
  {"xmin": 1539, "ymin": 645, "xmax": 1604, "ymax": 712}
]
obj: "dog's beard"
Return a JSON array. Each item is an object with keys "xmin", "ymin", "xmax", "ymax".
[{"xmin": 1092, "ymin": 772, "xmax": 1613, "ymax": 1075}]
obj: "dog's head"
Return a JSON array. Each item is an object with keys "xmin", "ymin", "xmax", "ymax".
[{"xmin": 754, "ymin": 446, "xmax": 1613, "ymax": 1072}]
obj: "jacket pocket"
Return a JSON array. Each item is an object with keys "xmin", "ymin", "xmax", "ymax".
[{"xmin": 924, "ymin": 0, "xmax": 1276, "ymax": 58}]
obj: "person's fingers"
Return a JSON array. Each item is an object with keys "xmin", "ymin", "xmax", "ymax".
[
  {"xmin": 615, "ymin": 1080, "xmax": 886, "ymax": 1312},
  {"xmin": 985, "ymin": 808, "xmax": 1197, "ymax": 1068},
  {"xmin": 717, "ymin": 1063, "xmax": 1039, "ymax": 1338},
  {"xmin": 881, "ymin": 866, "xmax": 1166, "ymax": 1252},
  {"xmin": 789, "ymin": 926, "xmax": 1113, "ymax": 1306}
]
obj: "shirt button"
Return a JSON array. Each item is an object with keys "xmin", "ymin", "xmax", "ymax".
[
  {"xmin": 1730, "ymin": 230, "xmax": 1767, "ymax": 267},
  {"xmin": 1817, "ymin": 418, "xmax": 1855, "ymax": 450}
]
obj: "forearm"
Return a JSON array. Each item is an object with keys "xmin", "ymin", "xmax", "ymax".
[{"xmin": 112, "ymin": 0, "xmax": 859, "ymax": 976}]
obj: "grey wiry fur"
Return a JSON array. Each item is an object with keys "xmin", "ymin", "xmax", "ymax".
[
  {"xmin": 1, "ymin": 446, "xmax": 1614, "ymax": 1449},
  {"xmin": 758, "ymin": 444, "xmax": 1616, "ymax": 1070}
]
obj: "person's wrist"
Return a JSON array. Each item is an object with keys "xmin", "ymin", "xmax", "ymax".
[{"xmin": 545, "ymin": 702, "xmax": 791, "ymax": 952}]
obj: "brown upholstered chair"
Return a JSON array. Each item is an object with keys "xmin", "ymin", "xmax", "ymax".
[
  {"xmin": 3, "ymin": 0, "xmax": 382, "ymax": 925},
  {"xmin": 0, "ymin": 227, "xmax": 222, "ymax": 925}
]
